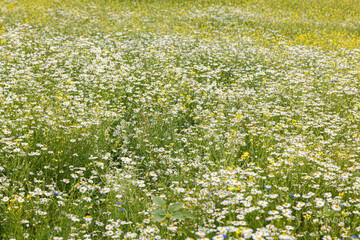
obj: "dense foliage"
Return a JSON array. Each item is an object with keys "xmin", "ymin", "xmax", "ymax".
[{"xmin": 0, "ymin": 0, "xmax": 360, "ymax": 239}]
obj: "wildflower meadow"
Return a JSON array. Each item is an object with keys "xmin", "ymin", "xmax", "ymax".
[{"xmin": 1, "ymin": 0, "xmax": 360, "ymax": 239}]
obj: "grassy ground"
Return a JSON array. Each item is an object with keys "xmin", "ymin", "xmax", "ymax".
[{"xmin": 1, "ymin": 0, "xmax": 360, "ymax": 239}]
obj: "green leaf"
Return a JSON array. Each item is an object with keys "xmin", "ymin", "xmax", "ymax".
[
  {"xmin": 324, "ymin": 208, "xmax": 340, "ymax": 217},
  {"xmin": 152, "ymin": 196, "xmax": 166, "ymax": 207},
  {"xmin": 171, "ymin": 212, "xmax": 185, "ymax": 220},
  {"xmin": 168, "ymin": 203, "xmax": 183, "ymax": 212},
  {"xmin": 151, "ymin": 209, "xmax": 166, "ymax": 216},
  {"xmin": 152, "ymin": 214, "xmax": 166, "ymax": 222},
  {"xmin": 178, "ymin": 230, "xmax": 186, "ymax": 235},
  {"xmin": 181, "ymin": 210, "xmax": 194, "ymax": 220}
]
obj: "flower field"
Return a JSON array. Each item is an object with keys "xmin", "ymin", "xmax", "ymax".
[{"xmin": 1, "ymin": 0, "xmax": 360, "ymax": 239}]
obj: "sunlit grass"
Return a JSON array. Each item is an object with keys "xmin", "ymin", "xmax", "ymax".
[{"xmin": 0, "ymin": 0, "xmax": 360, "ymax": 239}]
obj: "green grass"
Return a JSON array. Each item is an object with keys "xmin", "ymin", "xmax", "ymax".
[{"xmin": 1, "ymin": 0, "xmax": 360, "ymax": 239}]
